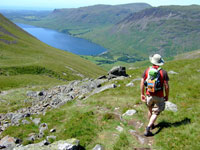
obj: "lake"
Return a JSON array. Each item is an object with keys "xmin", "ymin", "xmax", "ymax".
[{"xmin": 16, "ymin": 23, "xmax": 107, "ymax": 56}]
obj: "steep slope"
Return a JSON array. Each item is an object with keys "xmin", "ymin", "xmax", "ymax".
[
  {"xmin": 80, "ymin": 5, "xmax": 200, "ymax": 58},
  {"xmin": 0, "ymin": 13, "xmax": 106, "ymax": 90}
]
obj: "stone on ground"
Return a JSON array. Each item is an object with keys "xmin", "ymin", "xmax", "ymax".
[
  {"xmin": 122, "ymin": 109, "xmax": 137, "ymax": 116},
  {"xmin": 93, "ymin": 144, "xmax": 104, "ymax": 150},
  {"xmin": 165, "ymin": 101, "xmax": 178, "ymax": 112}
]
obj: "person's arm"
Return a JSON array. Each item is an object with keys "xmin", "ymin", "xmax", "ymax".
[
  {"xmin": 140, "ymin": 78, "xmax": 146, "ymax": 102},
  {"xmin": 164, "ymin": 81, "xmax": 169, "ymax": 101}
]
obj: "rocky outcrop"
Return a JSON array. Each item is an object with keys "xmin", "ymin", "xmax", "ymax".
[
  {"xmin": 14, "ymin": 138, "xmax": 80, "ymax": 150},
  {"xmin": 108, "ymin": 66, "xmax": 128, "ymax": 79},
  {"xmin": 0, "ymin": 136, "xmax": 17, "ymax": 150}
]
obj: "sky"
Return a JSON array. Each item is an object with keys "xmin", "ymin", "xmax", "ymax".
[{"xmin": 1, "ymin": 0, "xmax": 200, "ymax": 10}]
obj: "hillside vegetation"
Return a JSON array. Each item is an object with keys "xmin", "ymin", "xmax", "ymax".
[
  {"xmin": 80, "ymin": 5, "xmax": 200, "ymax": 58},
  {"xmin": 4, "ymin": 4, "xmax": 200, "ymax": 67},
  {"xmin": 1, "ymin": 3, "xmax": 151, "ymax": 35},
  {"xmin": 1, "ymin": 51, "xmax": 200, "ymax": 150},
  {"xmin": 0, "ymin": 13, "xmax": 106, "ymax": 91}
]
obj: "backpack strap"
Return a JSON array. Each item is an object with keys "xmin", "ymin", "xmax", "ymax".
[{"xmin": 145, "ymin": 67, "xmax": 151, "ymax": 80}]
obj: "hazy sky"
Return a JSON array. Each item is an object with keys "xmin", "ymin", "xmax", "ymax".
[{"xmin": 1, "ymin": 0, "xmax": 200, "ymax": 10}]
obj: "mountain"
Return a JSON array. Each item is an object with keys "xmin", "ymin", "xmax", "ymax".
[
  {"xmin": 48, "ymin": 3, "xmax": 151, "ymax": 27},
  {"xmin": 79, "ymin": 5, "xmax": 200, "ymax": 58},
  {"xmin": 0, "ymin": 13, "xmax": 105, "ymax": 90},
  {"xmin": 1, "ymin": 3, "xmax": 151, "ymax": 34}
]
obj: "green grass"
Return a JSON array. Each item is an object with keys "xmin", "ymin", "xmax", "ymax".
[{"xmin": 2, "ymin": 56, "xmax": 200, "ymax": 149}]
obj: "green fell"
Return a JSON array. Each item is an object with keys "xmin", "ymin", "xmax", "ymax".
[
  {"xmin": 2, "ymin": 52, "xmax": 200, "ymax": 149},
  {"xmin": 0, "ymin": 13, "xmax": 106, "ymax": 90}
]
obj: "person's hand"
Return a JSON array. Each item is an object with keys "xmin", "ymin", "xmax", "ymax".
[
  {"xmin": 141, "ymin": 94, "xmax": 146, "ymax": 102},
  {"xmin": 164, "ymin": 96, "xmax": 168, "ymax": 101}
]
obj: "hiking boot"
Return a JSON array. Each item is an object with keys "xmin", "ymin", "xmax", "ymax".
[{"xmin": 144, "ymin": 127, "xmax": 154, "ymax": 136}]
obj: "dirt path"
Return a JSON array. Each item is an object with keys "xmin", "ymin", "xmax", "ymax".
[{"xmin": 128, "ymin": 119, "xmax": 154, "ymax": 150}]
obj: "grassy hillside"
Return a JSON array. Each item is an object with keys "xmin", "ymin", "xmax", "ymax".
[
  {"xmin": 0, "ymin": 13, "xmax": 106, "ymax": 91},
  {"xmin": 2, "ymin": 51, "xmax": 200, "ymax": 149},
  {"xmin": 79, "ymin": 5, "xmax": 200, "ymax": 59}
]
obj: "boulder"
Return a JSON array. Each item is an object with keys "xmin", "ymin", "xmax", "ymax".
[
  {"xmin": 108, "ymin": 66, "xmax": 128, "ymax": 79},
  {"xmin": 93, "ymin": 144, "xmax": 104, "ymax": 150},
  {"xmin": 50, "ymin": 128, "xmax": 56, "ymax": 133},
  {"xmin": 165, "ymin": 101, "xmax": 178, "ymax": 112},
  {"xmin": 0, "ymin": 136, "xmax": 16, "ymax": 150},
  {"xmin": 32, "ymin": 118, "xmax": 41, "ymax": 126}
]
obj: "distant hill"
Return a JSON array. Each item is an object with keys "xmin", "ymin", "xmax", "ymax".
[
  {"xmin": 48, "ymin": 3, "xmax": 152, "ymax": 27},
  {"xmin": 1, "ymin": 3, "xmax": 151, "ymax": 34},
  {"xmin": 0, "ymin": 13, "xmax": 105, "ymax": 90},
  {"xmin": 79, "ymin": 5, "xmax": 200, "ymax": 58}
]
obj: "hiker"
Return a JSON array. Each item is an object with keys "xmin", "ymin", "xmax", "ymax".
[{"xmin": 140, "ymin": 54, "xmax": 169, "ymax": 136}]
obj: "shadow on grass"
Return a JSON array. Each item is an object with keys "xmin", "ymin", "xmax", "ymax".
[{"xmin": 154, "ymin": 117, "xmax": 191, "ymax": 135}]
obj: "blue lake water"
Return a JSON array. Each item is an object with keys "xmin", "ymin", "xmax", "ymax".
[{"xmin": 16, "ymin": 23, "xmax": 107, "ymax": 56}]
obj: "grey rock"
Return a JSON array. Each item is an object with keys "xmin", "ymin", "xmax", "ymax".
[
  {"xmin": 111, "ymin": 76, "xmax": 126, "ymax": 81},
  {"xmin": 23, "ymin": 113, "xmax": 31, "ymax": 118},
  {"xmin": 11, "ymin": 113, "xmax": 24, "ymax": 125},
  {"xmin": 38, "ymin": 139, "xmax": 50, "ymax": 146},
  {"xmin": 197, "ymin": 69, "xmax": 200, "ymax": 72},
  {"xmin": 92, "ymin": 84, "xmax": 117, "ymax": 95},
  {"xmin": 51, "ymin": 98, "xmax": 62, "ymax": 106},
  {"xmin": 14, "ymin": 138, "xmax": 80, "ymax": 150},
  {"xmin": 93, "ymin": 144, "xmax": 104, "ymax": 150},
  {"xmin": 32, "ymin": 118, "xmax": 41, "ymax": 126},
  {"xmin": 165, "ymin": 101, "xmax": 178, "ymax": 112},
  {"xmin": 126, "ymin": 82, "xmax": 134, "ymax": 87},
  {"xmin": 168, "ymin": 71, "xmax": 178, "ymax": 74},
  {"xmin": 21, "ymin": 119, "xmax": 30, "ymax": 125},
  {"xmin": 108, "ymin": 66, "xmax": 128, "ymax": 79},
  {"xmin": 39, "ymin": 123, "xmax": 48, "ymax": 137},
  {"xmin": 78, "ymin": 95, "xmax": 85, "ymax": 100},
  {"xmin": 26, "ymin": 134, "xmax": 36, "ymax": 142},
  {"xmin": 98, "ymin": 75, "xmax": 107, "ymax": 79},
  {"xmin": 50, "ymin": 128, "xmax": 56, "ymax": 133},
  {"xmin": 27, "ymin": 91, "xmax": 37, "ymax": 98},
  {"xmin": 122, "ymin": 109, "xmax": 137, "ymax": 116},
  {"xmin": 0, "ymin": 136, "xmax": 16, "ymax": 150}
]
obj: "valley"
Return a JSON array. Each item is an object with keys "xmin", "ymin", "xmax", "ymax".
[{"xmin": 0, "ymin": 2, "xmax": 200, "ymax": 150}]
